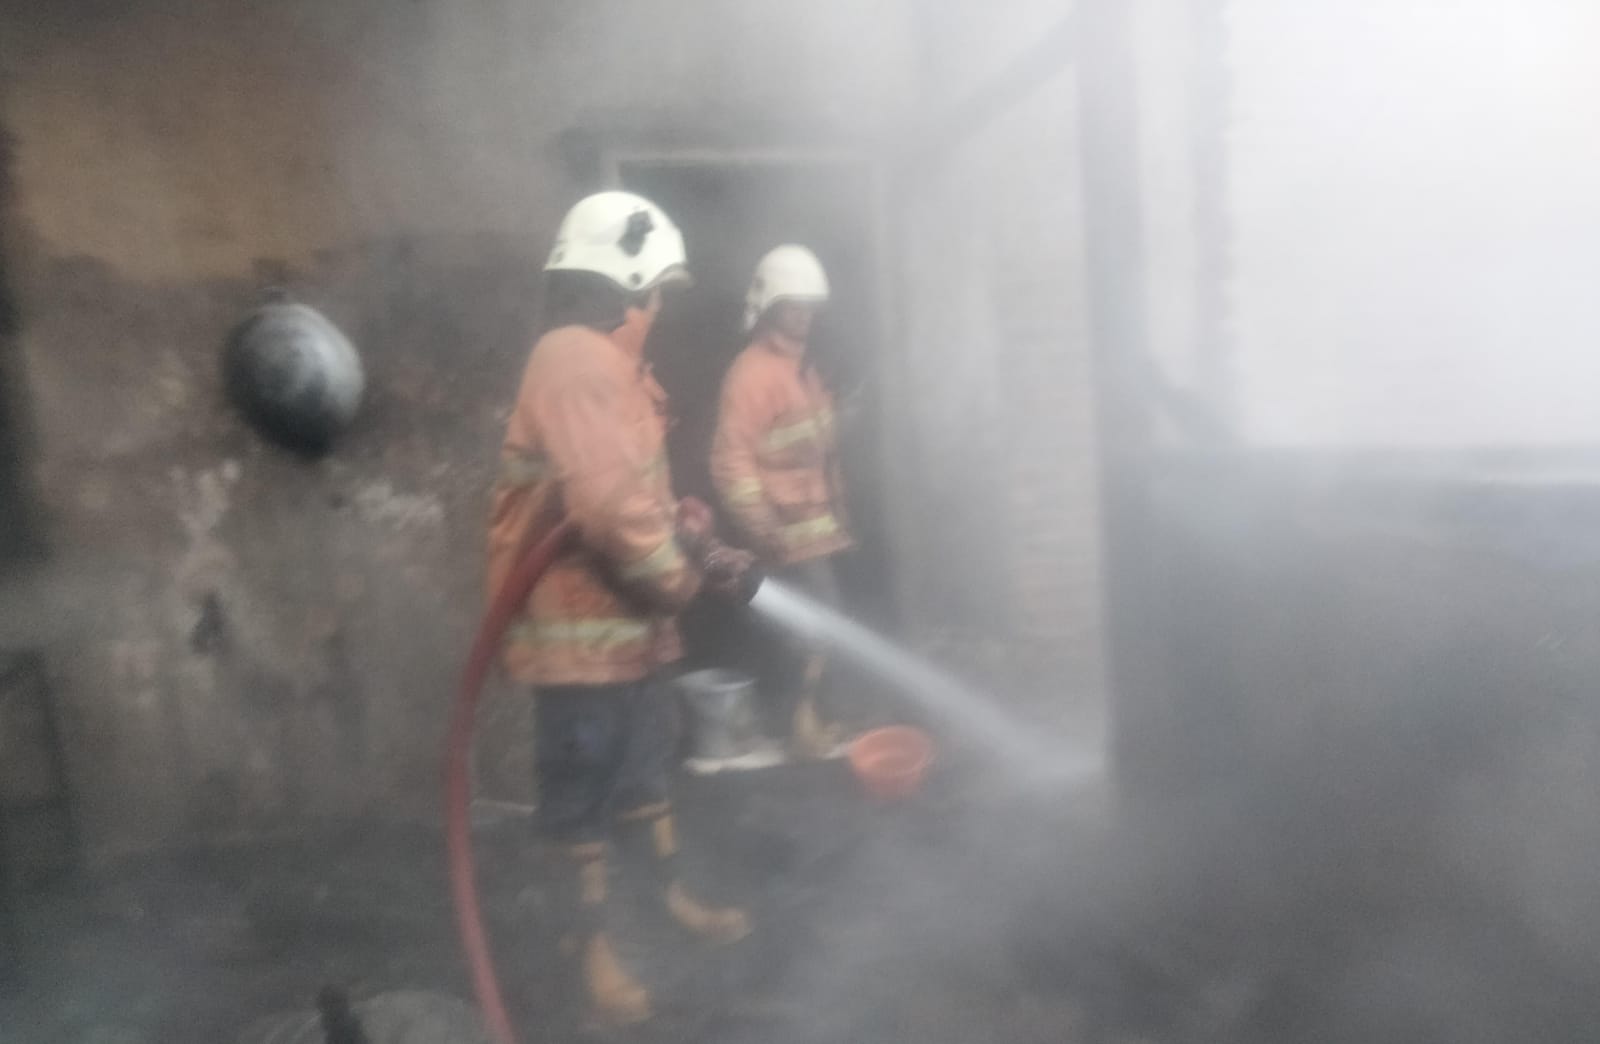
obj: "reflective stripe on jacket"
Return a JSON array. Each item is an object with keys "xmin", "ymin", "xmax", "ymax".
[
  {"xmin": 710, "ymin": 335, "xmax": 853, "ymax": 565},
  {"xmin": 487, "ymin": 324, "xmax": 698, "ymax": 686}
]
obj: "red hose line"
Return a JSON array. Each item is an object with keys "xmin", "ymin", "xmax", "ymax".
[{"xmin": 445, "ymin": 519, "xmax": 578, "ymax": 1044}]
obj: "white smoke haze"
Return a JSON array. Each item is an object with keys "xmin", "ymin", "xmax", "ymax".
[
  {"xmin": 4, "ymin": 1, "xmax": 1600, "ymax": 1042},
  {"xmin": 1228, "ymin": 0, "xmax": 1600, "ymax": 447}
]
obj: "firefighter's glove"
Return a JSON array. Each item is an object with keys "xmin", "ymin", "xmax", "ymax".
[
  {"xmin": 672, "ymin": 496, "xmax": 716, "ymax": 547},
  {"xmin": 701, "ymin": 543, "xmax": 763, "ymax": 605}
]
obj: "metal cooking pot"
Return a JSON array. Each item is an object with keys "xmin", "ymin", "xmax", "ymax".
[{"xmin": 675, "ymin": 669, "xmax": 758, "ymax": 761}]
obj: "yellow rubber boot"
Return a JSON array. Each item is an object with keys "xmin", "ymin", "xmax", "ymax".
[
  {"xmin": 789, "ymin": 650, "xmax": 844, "ymax": 759},
  {"xmin": 791, "ymin": 690, "xmax": 843, "ymax": 760},
  {"xmin": 582, "ymin": 932, "xmax": 652, "ymax": 1027},
  {"xmin": 665, "ymin": 879, "xmax": 751, "ymax": 944},
  {"xmin": 563, "ymin": 844, "xmax": 652, "ymax": 1026},
  {"xmin": 639, "ymin": 811, "xmax": 751, "ymax": 944}
]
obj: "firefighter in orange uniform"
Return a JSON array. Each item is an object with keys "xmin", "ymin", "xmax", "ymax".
[
  {"xmin": 487, "ymin": 192, "xmax": 753, "ymax": 1027},
  {"xmin": 711, "ymin": 245, "xmax": 854, "ymax": 758}
]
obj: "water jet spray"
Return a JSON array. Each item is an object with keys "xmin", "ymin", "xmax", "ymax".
[
  {"xmin": 749, "ymin": 579, "xmax": 1099, "ymax": 782},
  {"xmin": 445, "ymin": 518, "xmax": 1090, "ymax": 1042}
]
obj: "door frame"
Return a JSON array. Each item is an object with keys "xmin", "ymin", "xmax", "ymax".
[{"xmin": 602, "ymin": 145, "xmax": 910, "ymax": 629}]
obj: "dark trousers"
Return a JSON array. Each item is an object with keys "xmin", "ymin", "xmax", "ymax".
[
  {"xmin": 758, "ymin": 556, "xmax": 843, "ymax": 731},
  {"xmin": 534, "ymin": 675, "xmax": 679, "ymax": 844}
]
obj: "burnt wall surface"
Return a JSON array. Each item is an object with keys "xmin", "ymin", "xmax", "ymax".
[{"xmin": 0, "ymin": 0, "xmax": 915, "ymax": 858}]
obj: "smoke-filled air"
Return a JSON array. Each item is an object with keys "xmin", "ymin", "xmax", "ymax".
[{"xmin": 1, "ymin": 1, "xmax": 1599, "ymax": 1042}]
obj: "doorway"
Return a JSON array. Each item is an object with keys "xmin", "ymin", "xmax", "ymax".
[{"xmin": 617, "ymin": 158, "xmax": 894, "ymax": 672}]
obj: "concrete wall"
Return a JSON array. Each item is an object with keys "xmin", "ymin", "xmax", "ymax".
[
  {"xmin": 0, "ymin": 0, "xmax": 915, "ymax": 858},
  {"xmin": 0, "ymin": 0, "xmax": 1238, "ymax": 855}
]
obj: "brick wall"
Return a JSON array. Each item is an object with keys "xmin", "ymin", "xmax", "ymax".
[{"xmin": 893, "ymin": 1, "xmax": 1107, "ymax": 731}]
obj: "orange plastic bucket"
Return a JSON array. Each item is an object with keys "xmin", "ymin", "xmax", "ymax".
[{"xmin": 848, "ymin": 726, "xmax": 934, "ymax": 800}]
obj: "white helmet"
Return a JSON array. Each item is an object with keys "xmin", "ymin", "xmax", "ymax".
[
  {"xmin": 744, "ymin": 245, "xmax": 830, "ymax": 331},
  {"xmin": 544, "ymin": 191, "xmax": 690, "ymax": 293}
]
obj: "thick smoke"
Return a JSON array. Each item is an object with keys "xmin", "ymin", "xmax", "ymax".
[{"xmin": 5, "ymin": 1, "xmax": 1600, "ymax": 1043}]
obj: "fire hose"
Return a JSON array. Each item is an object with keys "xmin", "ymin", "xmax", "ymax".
[
  {"xmin": 444, "ymin": 518, "xmax": 576, "ymax": 1044},
  {"xmin": 444, "ymin": 511, "xmax": 755, "ymax": 1044}
]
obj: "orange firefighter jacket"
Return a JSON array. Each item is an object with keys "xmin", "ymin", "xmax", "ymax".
[
  {"xmin": 711, "ymin": 334, "xmax": 853, "ymax": 565},
  {"xmin": 487, "ymin": 324, "xmax": 699, "ymax": 686}
]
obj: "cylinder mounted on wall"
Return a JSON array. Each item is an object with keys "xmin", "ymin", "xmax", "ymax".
[{"xmin": 223, "ymin": 290, "xmax": 365, "ymax": 456}]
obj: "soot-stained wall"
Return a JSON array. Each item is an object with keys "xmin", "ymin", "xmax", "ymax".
[{"xmin": 0, "ymin": 0, "xmax": 915, "ymax": 858}]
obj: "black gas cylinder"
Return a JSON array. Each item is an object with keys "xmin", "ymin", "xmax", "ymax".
[{"xmin": 224, "ymin": 294, "xmax": 364, "ymax": 455}]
